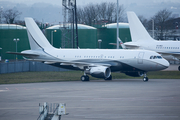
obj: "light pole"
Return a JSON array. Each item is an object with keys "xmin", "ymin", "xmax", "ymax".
[
  {"xmin": 13, "ymin": 38, "xmax": 19, "ymax": 61},
  {"xmin": 51, "ymin": 30, "xmax": 56, "ymax": 46},
  {"xmin": 0, "ymin": 6, "xmax": 3, "ymax": 24},
  {"xmin": 152, "ymin": 19, "xmax": 154, "ymax": 39},
  {"xmin": 0, "ymin": 47, "xmax": 2, "ymax": 61},
  {"xmin": 116, "ymin": 0, "xmax": 119, "ymax": 49},
  {"xmin": 98, "ymin": 39, "xmax": 102, "ymax": 49}
]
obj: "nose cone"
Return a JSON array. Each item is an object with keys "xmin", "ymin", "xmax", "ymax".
[
  {"xmin": 163, "ymin": 60, "xmax": 169, "ymax": 68},
  {"xmin": 159, "ymin": 59, "xmax": 170, "ymax": 70}
]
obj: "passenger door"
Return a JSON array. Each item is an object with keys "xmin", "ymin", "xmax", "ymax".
[{"xmin": 138, "ymin": 52, "xmax": 144, "ymax": 64}]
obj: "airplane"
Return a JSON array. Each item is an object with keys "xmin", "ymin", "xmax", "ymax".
[
  {"xmin": 7, "ymin": 17, "xmax": 169, "ymax": 82},
  {"xmin": 124, "ymin": 11, "xmax": 180, "ymax": 71}
]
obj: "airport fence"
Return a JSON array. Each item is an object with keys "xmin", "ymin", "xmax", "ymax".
[{"xmin": 0, "ymin": 61, "xmax": 68, "ymax": 74}]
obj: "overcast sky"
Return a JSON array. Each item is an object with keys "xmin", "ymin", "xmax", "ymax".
[
  {"xmin": 1, "ymin": 0, "xmax": 180, "ymax": 23},
  {"xmin": 1, "ymin": 0, "xmax": 180, "ymax": 6}
]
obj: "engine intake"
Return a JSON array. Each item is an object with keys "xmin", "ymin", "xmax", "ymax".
[{"xmin": 85, "ymin": 66, "xmax": 111, "ymax": 79}]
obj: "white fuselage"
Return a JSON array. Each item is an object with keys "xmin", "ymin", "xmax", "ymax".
[
  {"xmin": 126, "ymin": 11, "xmax": 180, "ymax": 62},
  {"xmin": 23, "ymin": 48, "xmax": 169, "ymax": 72},
  {"xmin": 125, "ymin": 40, "xmax": 180, "ymax": 61}
]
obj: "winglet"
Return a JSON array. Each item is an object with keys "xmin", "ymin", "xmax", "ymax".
[
  {"xmin": 109, "ymin": 38, "xmax": 127, "ymax": 49},
  {"xmin": 127, "ymin": 11, "xmax": 154, "ymax": 42},
  {"xmin": 118, "ymin": 37, "xmax": 126, "ymax": 49}
]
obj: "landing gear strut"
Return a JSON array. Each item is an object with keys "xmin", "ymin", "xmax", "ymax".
[
  {"xmin": 81, "ymin": 71, "xmax": 89, "ymax": 81},
  {"xmin": 143, "ymin": 73, "xmax": 148, "ymax": 82}
]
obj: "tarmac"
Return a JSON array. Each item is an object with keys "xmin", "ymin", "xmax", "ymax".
[
  {"xmin": 163, "ymin": 64, "xmax": 179, "ymax": 71},
  {"xmin": 0, "ymin": 77, "xmax": 180, "ymax": 120}
]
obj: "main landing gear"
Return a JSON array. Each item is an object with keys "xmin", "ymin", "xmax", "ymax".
[
  {"xmin": 143, "ymin": 72, "xmax": 148, "ymax": 82},
  {"xmin": 81, "ymin": 75, "xmax": 89, "ymax": 81}
]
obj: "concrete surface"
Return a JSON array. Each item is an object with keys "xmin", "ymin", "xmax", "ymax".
[
  {"xmin": 163, "ymin": 64, "xmax": 179, "ymax": 71},
  {"xmin": 0, "ymin": 79, "xmax": 180, "ymax": 120}
]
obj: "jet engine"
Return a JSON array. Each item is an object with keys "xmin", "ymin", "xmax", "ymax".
[
  {"xmin": 124, "ymin": 71, "xmax": 144, "ymax": 77},
  {"xmin": 85, "ymin": 66, "xmax": 111, "ymax": 78}
]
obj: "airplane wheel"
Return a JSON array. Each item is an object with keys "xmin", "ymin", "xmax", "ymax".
[
  {"xmin": 104, "ymin": 75, "xmax": 112, "ymax": 80},
  {"xmin": 86, "ymin": 75, "xmax": 89, "ymax": 81},
  {"xmin": 178, "ymin": 66, "xmax": 180, "ymax": 71},
  {"xmin": 143, "ymin": 77, "xmax": 148, "ymax": 82},
  {"xmin": 81, "ymin": 75, "xmax": 89, "ymax": 81}
]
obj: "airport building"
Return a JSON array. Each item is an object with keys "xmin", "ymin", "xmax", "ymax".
[
  {"xmin": 0, "ymin": 24, "xmax": 29, "ymax": 60},
  {"xmin": 0, "ymin": 23, "xmax": 131, "ymax": 60},
  {"xmin": 46, "ymin": 24, "xmax": 97, "ymax": 49}
]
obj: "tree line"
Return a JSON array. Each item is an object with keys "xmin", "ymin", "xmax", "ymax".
[
  {"xmin": 76, "ymin": 2, "xmax": 125, "ymax": 25},
  {"xmin": 0, "ymin": 2, "xmax": 177, "ymax": 40},
  {"xmin": 0, "ymin": 8, "xmax": 22, "ymax": 24}
]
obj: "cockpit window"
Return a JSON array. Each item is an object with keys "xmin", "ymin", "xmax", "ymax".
[
  {"xmin": 150, "ymin": 56, "xmax": 162, "ymax": 59},
  {"xmin": 157, "ymin": 56, "xmax": 162, "ymax": 59},
  {"xmin": 153, "ymin": 56, "xmax": 157, "ymax": 59}
]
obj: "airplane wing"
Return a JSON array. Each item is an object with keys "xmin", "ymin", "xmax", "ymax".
[
  {"xmin": 157, "ymin": 52, "xmax": 180, "ymax": 61},
  {"xmin": 45, "ymin": 61, "xmax": 111, "ymax": 66},
  {"xmin": 45, "ymin": 60, "xmax": 112, "ymax": 70}
]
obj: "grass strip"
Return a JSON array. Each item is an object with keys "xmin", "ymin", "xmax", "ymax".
[{"xmin": 0, "ymin": 71, "xmax": 179, "ymax": 84}]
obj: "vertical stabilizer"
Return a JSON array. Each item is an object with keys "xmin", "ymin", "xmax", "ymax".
[
  {"xmin": 127, "ymin": 12, "xmax": 154, "ymax": 42},
  {"xmin": 25, "ymin": 17, "xmax": 53, "ymax": 50}
]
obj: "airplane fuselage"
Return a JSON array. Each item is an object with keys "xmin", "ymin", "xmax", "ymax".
[
  {"xmin": 127, "ymin": 40, "xmax": 180, "ymax": 60},
  {"xmin": 22, "ymin": 48, "xmax": 169, "ymax": 72},
  {"xmin": 7, "ymin": 17, "xmax": 169, "ymax": 81}
]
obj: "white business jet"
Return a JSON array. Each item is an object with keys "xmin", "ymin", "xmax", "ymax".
[
  {"xmin": 7, "ymin": 18, "xmax": 169, "ymax": 82},
  {"xmin": 124, "ymin": 11, "xmax": 180, "ymax": 70}
]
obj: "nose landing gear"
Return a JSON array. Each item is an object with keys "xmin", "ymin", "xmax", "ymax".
[{"xmin": 143, "ymin": 73, "xmax": 148, "ymax": 82}]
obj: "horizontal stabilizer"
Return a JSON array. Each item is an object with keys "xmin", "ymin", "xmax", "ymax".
[
  {"xmin": 124, "ymin": 42, "xmax": 140, "ymax": 49},
  {"xmin": 6, "ymin": 51, "xmax": 39, "ymax": 57}
]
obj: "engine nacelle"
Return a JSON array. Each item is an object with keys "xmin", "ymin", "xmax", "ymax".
[
  {"xmin": 85, "ymin": 66, "xmax": 111, "ymax": 79},
  {"xmin": 124, "ymin": 71, "xmax": 144, "ymax": 77}
]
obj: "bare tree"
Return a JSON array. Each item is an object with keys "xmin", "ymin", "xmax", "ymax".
[
  {"xmin": 76, "ymin": 2, "xmax": 125, "ymax": 25},
  {"xmin": 138, "ymin": 15, "xmax": 149, "ymax": 29},
  {"xmin": 106, "ymin": 2, "xmax": 116, "ymax": 23},
  {"xmin": 113, "ymin": 4, "xmax": 125, "ymax": 23},
  {"xmin": 152, "ymin": 8, "xmax": 173, "ymax": 40},
  {"xmin": 83, "ymin": 4, "xmax": 99, "ymax": 25},
  {"xmin": 0, "ymin": 7, "xmax": 3, "ymax": 24},
  {"xmin": 2, "ymin": 9, "xmax": 22, "ymax": 24},
  {"xmin": 97, "ymin": 2, "xmax": 107, "ymax": 21}
]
